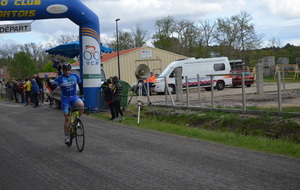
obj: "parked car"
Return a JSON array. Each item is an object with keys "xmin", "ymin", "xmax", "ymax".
[{"xmin": 230, "ymin": 70, "xmax": 254, "ymax": 87}]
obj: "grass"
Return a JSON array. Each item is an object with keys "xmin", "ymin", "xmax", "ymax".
[
  {"xmin": 229, "ymin": 106, "xmax": 300, "ymax": 114},
  {"xmin": 93, "ymin": 105, "xmax": 300, "ymax": 159}
]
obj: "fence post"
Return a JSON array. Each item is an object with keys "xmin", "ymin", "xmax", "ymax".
[
  {"xmin": 242, "ymin": 73, "xmax": 246, "ymax": 111},
  {"xmin": 164, "ymin": 76, "xmax": 175, "ymax": 106},
  {"xmin": 185, "ymin": 76, "xmax": 189, "ymax": 107},
  {"xmin": 210, "ymin": 75, "xmax": 214, "ymax": 108},
  {"xmin": 197, "ymin": 74, "xmax": 201, "ymax": 102},
  {"xmin": 281, "ymin": 66, "xmax": 286, "ymax": 91},
  {"xmin": 256, "ymin": 63, "xmax": 264, "ymax": 94},
  {"xmin": 277, "ymin": 71, "xmax": 282, "ymax": 113},
  {"xmin": 175, "ymin": 67, "xmax": 183, "ymax": 102},
  {"xmin": 164, "ymin": 77, "xmax": 168, "ymax": 106}
]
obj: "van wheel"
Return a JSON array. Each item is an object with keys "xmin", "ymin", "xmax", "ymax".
[
  {"xmin": 216, "ymin": 81, "xmax": 225, "ymax": 90},
  {"xmin": 246, "ymin": 84, "xmax": 251, "ymax": 87},
  {"xmin": 165, "ymin": 85, "xmax": 176, "ymax": 94}
]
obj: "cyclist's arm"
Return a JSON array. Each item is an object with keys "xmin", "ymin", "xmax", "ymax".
[
  {"xmin": 78, "ymin": 82, "xmax": 83, "ymax": 96},
  {"xmin": 75, "ymin": 73, "xmax": 83, "ymax": 96}
]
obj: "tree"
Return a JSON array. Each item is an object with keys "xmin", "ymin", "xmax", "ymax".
[
  {"xmin": 268, "ymin": 37, "xmax": 281, "ymax": 48},
  {"xmin": 152, "ymin": 16, "xmax": 177, "ymax": 51},
  {"xmin": 57, "ymin": 34, "xmax": 79, "ymax": 44},
  {"xmin": 118, "ymin": 31, "xmax": 135, "ymax": 50},
  {"xmin": 215, "ymin": 11, "xmax": 262, "ymax": 62},
  {"xmin": 174, "ymin": 19, "xmax": 199, "ymax": 56},
  {"xmin": 199, "ymin": 19, "xmax": 218, "ymax": 57},
  {"xmin": 107, "ymin": 24, "xmax": 149, "ymax": 51},
  {"xmin": 0, "ymin": 44, "xmax": 19, "ymax": 65},
  {"xmin": 19, "ymin": 43, "xmax": 47, "ymax": 71},
  {"xmin": 41, "ymin": 61, "xmax": 56, "ymax": 72},
  {"xmin": 8, "ymin": 52, "xmax": 38, "ymax": 79},
  {"xmin": 132, "ymin": 23, "xmax": 149, "ymax": 47}
]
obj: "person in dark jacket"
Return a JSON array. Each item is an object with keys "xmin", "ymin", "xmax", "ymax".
[
  {"xmin": 102, "ymin": 78, "xmax": 116, "ymax": 120},
  {"xmin": 52, "ymin": 59, "xmax": 63, "ymax": 75},
  {"xmin": 31, "ymin": 79, "xmax": 40, "ymax": 108},
  {"xmin": 111, "ymin": 76, "xmax": 124, "ymax": 121},
  {"xmin": 5, "ymin": 81, "xmax": 12, "ymax": 101},
  {"xmin": 12, "ymin": 80, "xmax": 19, "ymax": 103},
  {"xmin": 33, "ymin": 74, "xmax": 44, "ymax": 104}
]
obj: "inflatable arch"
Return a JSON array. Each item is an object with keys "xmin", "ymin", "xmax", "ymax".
[{"xmin": 0, "ymin": 0, "xmax": 102, "ymax": 109}]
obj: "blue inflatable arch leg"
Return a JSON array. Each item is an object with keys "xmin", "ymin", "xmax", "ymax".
[{"xmin": 0, "ymin": 0, "xmax": 102, "ymax": 109}]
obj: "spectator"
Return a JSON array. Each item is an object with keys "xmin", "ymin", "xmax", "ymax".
[
  {"xmin": 18, "ymin": 80, "xmax": 25, "ymax": 104},
  {"xmin": 111, "ymin": 76, "xmax": 124, "ymax": 121},
  {"xmin": 52, "ymin": 59, "xmax": 63, "ymax": 75},
  {"xmin": 102, "ymin": 78, "xmax": 116, "ymax": 120},
  {"xmin": 44, "ymin": 74, "xmax": 56, "ymax": 107},
  {"xmin": 24, "ymin": 78, "xmax": 32, "ymax": 106},
  {"xmin": 33, "ymin": 74, "xmax": 44, "ymax": 105},
  {"xmin": 148, "ymin": 72, "xmax": 156, "ymax": 95},
  {"xmin": 5, "ymin": 81, "xmax": 12, "ymax": 101},
  {"xmin": 31, "ymin": 79, "xmax": 40, "ymax": 108},
  {"xmin": 12, "ymin": 80, "xmax": 20, "ymax": 103}
]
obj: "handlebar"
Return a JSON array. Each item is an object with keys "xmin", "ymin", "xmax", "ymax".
[{"xmin": 68, "ymin": 106, "xmax": 91, "ymax": 116}]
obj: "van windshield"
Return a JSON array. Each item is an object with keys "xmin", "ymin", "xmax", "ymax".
[{"xmin": 159, "ymin": 67, "xmax": 174, "ymax": 78}]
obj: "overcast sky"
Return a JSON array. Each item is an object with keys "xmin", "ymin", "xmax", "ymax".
[{"xmin": 1, "ymin": 0, "xmax": 300, "ymax": 49}]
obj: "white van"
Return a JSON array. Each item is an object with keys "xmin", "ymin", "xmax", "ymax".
[{"xmin": 154, "ymin": 57, "xmax": 232, "ymax": 94}]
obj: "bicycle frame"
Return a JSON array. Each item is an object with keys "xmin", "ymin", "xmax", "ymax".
[
  {"xmin": 68, "ymin": 107, "xmax": 86, "ymax": 152},
  {"xmin": 70, "ymin": 109, "xmax": 80, "ymax": 124}
]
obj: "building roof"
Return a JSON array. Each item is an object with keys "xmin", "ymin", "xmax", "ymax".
[
  {"xmin": 101, "ymin": 47, "xmax": 139, "ymax": 62},
  {"xmin": 38, "ymin": 72, "xmax": 58, "ymax": 78},
  {"xmin": 71, "ymin": 47, "xmax": 141, "ymax": 66}
]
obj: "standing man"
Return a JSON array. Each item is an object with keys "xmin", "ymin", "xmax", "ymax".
[
  {"xmin": 111, "ymin": 76, "xmax": 124, "ymax": 121},
  {"xmin": 24, "ymin": 78, "xmax": 32, "ymax": 106},
  {"xmin": 33, "ymin": 74, "xmax": 44, "ymax": 105},
  {"xmin": 148, "ymin": 72, "xmax": 156, "ymax": 89},
  {"xmin": 31, "ymin": 79, "xmax": 40, "ymax": 108},
  {"xmin": 12, "ymin": 80, "xmax": 19, "ymax": 103},
  {"xmin": 52, "ymin": 63, "xmax": 84, "ymax": 145},
  {"xmin": 143, "ymin": 72, "xmax": 156, "ymax": 95}
]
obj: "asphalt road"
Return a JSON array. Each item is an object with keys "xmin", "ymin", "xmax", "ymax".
[{"xmin": 0, "ymin": 101, "xmax": 299, "ymax": 190}]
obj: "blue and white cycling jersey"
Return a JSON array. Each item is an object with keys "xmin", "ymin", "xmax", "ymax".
[{"xmin": 54, "ymin": 73, "xmax": 81, "ymax": 97}]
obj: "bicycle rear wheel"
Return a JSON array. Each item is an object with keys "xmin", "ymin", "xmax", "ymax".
[{"xmin": 74, "ymin": 118, "xmax": 85, "ymax": 152}]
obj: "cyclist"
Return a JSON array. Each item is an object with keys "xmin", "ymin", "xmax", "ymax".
[{"xmin": 52, "ymin": 63, "xmax": 84, "ymax": 145}]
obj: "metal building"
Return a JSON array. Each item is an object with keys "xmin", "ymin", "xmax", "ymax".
[{"xmin": 101, "ymin": 46, "xmax": 188, "ymax": 85}]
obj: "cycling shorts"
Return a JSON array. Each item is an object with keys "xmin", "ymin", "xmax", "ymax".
[{"xmin": 61, "ymin": 95, "xmax": 82, "ymax": 114}]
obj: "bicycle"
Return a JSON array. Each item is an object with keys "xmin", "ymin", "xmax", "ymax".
[{"xmin": 67, "ymin": 107, "xmax": 89, "ymax": 152}]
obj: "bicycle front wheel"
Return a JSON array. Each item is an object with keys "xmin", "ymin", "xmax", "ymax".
[
  {"xmin": 74, "ymin": 118, "xmax": 85, "ymax": 152},
  {"xmin": 68, "ymin": 125, "xmax": 75, "ymax": 147}
]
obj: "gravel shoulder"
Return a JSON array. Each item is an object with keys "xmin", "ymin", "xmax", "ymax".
[{"xmin": 145, "ymin": 82, "xmax": 300, "ymax": 108}]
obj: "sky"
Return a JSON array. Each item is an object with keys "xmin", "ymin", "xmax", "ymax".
[{"xmin": 1, "ymin": 0, "xmax": 300, "ymax": 49}]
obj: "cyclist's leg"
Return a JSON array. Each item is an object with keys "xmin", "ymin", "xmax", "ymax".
[
  {"xmin": 61, "ymin": 97, "xmax": 72, "ymax": 140},
  {"xmin": 73, "ymin": 96, "xmax": 84, "ymax": 117},
  {"xmin": 63, "ymin": 112, "xmax": 70, "ymax": 134}
]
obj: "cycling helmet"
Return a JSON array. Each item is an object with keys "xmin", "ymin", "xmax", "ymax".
[{"xmin": 62, "ymin": 63, "xmax": 72, "ymax": 70}]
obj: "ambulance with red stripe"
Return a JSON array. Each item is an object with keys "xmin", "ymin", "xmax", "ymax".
[{"xmin": 154, "ymin": 57, "xmax": 232, "ymax": 94}]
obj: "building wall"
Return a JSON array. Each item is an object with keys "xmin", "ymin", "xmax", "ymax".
[
  {"xmin": 102, "ymin": 46, "xmax": 188, "ymax": 85},
  {"xmin": 0, "ymin": 66, "xmax": 9, "ymax": 81}
]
